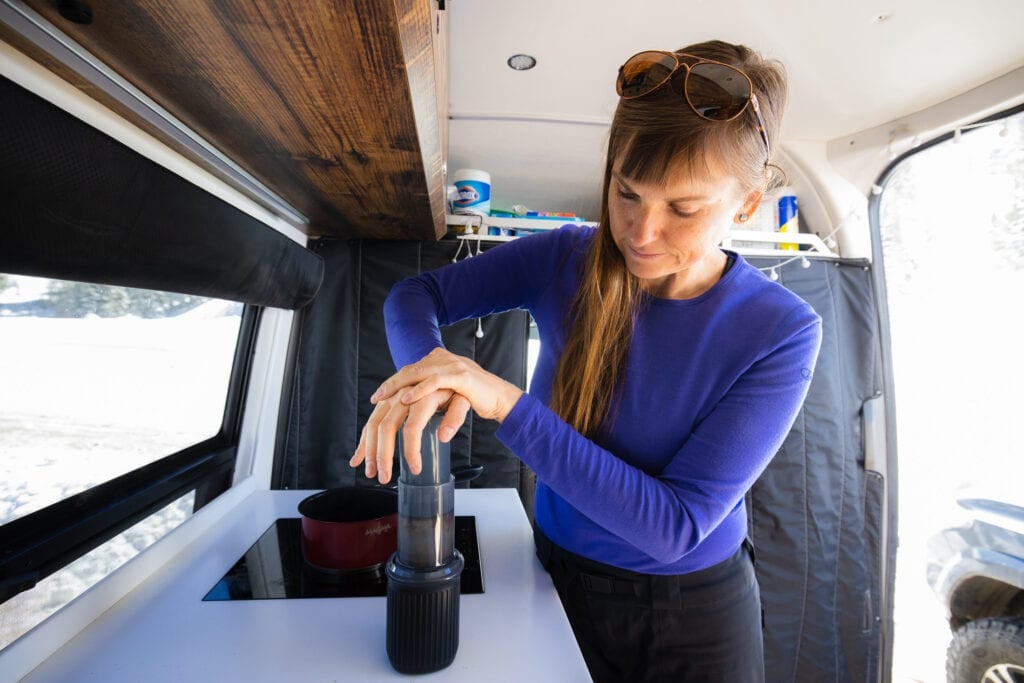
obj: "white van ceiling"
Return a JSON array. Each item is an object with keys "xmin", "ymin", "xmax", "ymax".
[{"xmin": 447, "ymin": 0, "xmax": 1024, "ymax": 220}]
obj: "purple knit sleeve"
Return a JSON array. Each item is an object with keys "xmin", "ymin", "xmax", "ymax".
[
  {"xmin": 383, "ymin": 226, "xmax": 585, "ymax": 369},
  {"xmin": 496, "ymin": 306, "xmax": 822, "ymax": 563}
]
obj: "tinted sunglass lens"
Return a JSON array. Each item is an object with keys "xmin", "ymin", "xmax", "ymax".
[
  {"xmin": 617, "ymin": 52, "xmax": 677, "ymax": 98},
  {"xmin": 686, "ymin": 63, "xmax": 750, "ymax": 120}
]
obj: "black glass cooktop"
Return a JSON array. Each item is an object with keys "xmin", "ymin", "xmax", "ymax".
[{"xmin": 204, "ymin": 516, "xmax": 483, "ymax": 601}]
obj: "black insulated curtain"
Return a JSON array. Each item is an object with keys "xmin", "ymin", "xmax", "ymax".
[
  {"xmin": 748, "ymin": 257, "xmax": 889, "ymax": 683},
  {"xmin": 0, "ymin": 76, "xmax": 323, "ymax": 310}
]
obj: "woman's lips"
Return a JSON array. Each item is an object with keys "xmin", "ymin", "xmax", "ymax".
[{"xmin": 627, "ymin": 246, "xmax": 661, "ymax": 261}]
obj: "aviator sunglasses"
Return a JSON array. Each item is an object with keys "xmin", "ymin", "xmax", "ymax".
[{"xmin": 616, "ymin": 50, "xmax": 772, "ymax": 163}]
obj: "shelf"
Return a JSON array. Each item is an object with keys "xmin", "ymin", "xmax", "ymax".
[
  {"xmin": 448, "ymin": 215, "xmax": 838, "ymax": 258},
  {"xmin": 722, "ymin": 229, "xmax": 837, "ymax": 257},
  {"xmin": 447, "ymin": 213, "xmax": 597, "ymax": 237}
]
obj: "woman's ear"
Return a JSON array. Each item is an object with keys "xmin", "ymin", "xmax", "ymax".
[{"xmin": 735, "ymin": 189, "xmax": 766, "ymax": 224}]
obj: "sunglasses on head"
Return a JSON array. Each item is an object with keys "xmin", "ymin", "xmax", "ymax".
[{"xmin": 616, "ymin": 50, "xmax": 771, "ymax": 164}]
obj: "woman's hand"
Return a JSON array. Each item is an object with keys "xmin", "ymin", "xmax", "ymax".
[
  {"xmin": 349, "ymin": 348, "xmax": 524, "ymax": 484},
  {"xmin": 350, "ymin": 386, "xmax": 468, "ymax": 484}
]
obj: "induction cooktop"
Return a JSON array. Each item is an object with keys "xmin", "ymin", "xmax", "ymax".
[{"xmin": 204, "ymin": 516, "xmax": 483, "ymax": 601}]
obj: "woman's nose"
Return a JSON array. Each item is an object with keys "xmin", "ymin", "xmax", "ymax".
[{"xmin": 631, "ymin": 207, "xmax": 661, "ymax": 246}]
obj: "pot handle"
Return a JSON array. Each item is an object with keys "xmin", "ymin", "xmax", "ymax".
[{"xmin": 453, "ymin": 464, "xmax": 484, "ymax": 484}]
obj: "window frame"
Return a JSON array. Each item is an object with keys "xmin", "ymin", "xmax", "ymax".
[
  {"xmin": 0, "ymin": 303, "xmax": 261, "ymax": 605},
  {"xmin": 868, "ymin": 102, "xmax": 1024, "ymax": 681}
]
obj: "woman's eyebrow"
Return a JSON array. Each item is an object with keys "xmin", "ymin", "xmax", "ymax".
[{"xmin": 612, "ymin": 171, "xmax": 708, "ymax": 202}]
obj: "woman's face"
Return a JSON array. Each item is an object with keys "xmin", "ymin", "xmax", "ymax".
[{"xmin": 607, "ymin": 159, "xmax": 760, "ymax": 299}]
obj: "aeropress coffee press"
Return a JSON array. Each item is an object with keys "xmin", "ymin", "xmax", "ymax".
[{"xmin": 386, "ymin": 414, "xmax": 464, "ymax": 674}]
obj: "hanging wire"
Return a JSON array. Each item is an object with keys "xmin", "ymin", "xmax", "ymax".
[
  {"xmin": 475, "ymin": 234, "xmax": 485, "ymax": 338},
  {"xmin": 451, "ymin": 238, "xmax": 465, "ymax": 263}
]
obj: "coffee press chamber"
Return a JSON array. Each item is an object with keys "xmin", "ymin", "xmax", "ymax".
[{"xmin": 386, "ymin": 415, "xmax": 464, "ymax": 673}]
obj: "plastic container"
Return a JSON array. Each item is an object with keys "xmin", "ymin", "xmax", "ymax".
[
  {"xmin": 776, "ymin": 188, "xmax": 799, "ymax": 252},
  {"xmin": 386, "ymin": 415, "xmax": 464, "ymax": 674},
  {"xmin": 452, "ymin": 169, "xmax": 491, "ymax": 216}
]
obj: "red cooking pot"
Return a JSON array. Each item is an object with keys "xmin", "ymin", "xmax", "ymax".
[
  {"xmin": 299, "ymin": 487, "xmax": 398, "ymax": 572},
  {"xmin": 298, "ymin": 467, "xmax": 483, "ymax": 573}
]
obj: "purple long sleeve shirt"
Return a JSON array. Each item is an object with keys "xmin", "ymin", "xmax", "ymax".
[{"xmin": 384, "ymin": 225, "xmax": 821, "ymax": 574}]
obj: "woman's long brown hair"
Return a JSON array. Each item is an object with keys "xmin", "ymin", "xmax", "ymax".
[{"xmin": 548, "ymin": 40, "xmax": 788, "ymax": 439}]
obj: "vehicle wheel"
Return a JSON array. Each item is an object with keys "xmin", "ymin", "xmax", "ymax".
[{"xmin": 948, "ymin": 617, "xmax": 1024, "ymax": 683}]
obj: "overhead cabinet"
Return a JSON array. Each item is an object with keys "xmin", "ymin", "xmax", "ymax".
[{"xmin": 2, "ymin": 0, "xmax": 449, "ymax": 240}]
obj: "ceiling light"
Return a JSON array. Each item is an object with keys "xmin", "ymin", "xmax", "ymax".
[{"xmin": 507, "ymin": 54, "xmax": 537, "ymax": 71}]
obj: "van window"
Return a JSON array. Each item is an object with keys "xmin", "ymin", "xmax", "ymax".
[
  {"xmin": 878, "ymin": 109, "xmax": 1024, "ymax": 682},
  {"xmin": 0, "ymin": 276, "xmax": 242, "ymax": 524},
  {"xmin": 0, "ymin": 275, "xmax": 243, "ymax": 647}
]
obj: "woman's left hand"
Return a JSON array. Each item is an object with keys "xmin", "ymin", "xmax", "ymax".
[{"xmin": 349, "ymin": 347, "xmax": 524, "ymax": 484}]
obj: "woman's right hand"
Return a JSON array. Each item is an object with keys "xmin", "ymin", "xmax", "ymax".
[
  {"xmin": 350, "ymin": 348, "xmax": 522, "ymax": 484},
  {"xmin": 349, "ymin": 386, "xmax": 472, "ymax": 485}
]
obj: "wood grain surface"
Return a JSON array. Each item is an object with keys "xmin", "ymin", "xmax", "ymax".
[{"xmin": 12, "ymin": 0, "xmax": 447, "ymax": 239}]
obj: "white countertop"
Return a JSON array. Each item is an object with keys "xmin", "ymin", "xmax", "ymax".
[{"xmin": 21, "ymin": 488, "xmax": 590, "ymax": 682}]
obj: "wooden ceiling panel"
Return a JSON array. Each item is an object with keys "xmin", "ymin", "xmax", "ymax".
[{"xmin": 16, "ymin": 0, "xmax": 446, "ymax": 239}]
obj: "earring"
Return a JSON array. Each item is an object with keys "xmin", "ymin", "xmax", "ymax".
[{"xmin": 738, "ymin": 213, "xmax": 749, "ymax": 222}]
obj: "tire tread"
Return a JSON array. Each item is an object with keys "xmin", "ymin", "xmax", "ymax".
[{"xmin": 947, "ymin": 617, "xmax": 1024, "ymax": 683}]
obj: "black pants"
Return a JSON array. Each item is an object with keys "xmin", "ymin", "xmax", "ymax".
[{"xmin": 535, "ymin": 528, "xmax": 765, "ymax": 683}]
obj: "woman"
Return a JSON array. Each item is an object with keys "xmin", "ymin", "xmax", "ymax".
[{"xmin": 351, "ymin": 40, "xmax": 822, "ymax": 682}]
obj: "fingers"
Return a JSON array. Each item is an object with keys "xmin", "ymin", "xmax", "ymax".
[
  {"xmin": 370, "ymin": 347, "xmax": 453, "ymax": 405},
  {"xmin": 393, "ymin": 357, "xmax": 476, "ymax": 409},
  {"xmin": 351, "ymin": 388, "xmax": 458, "ymax": 485},
  {"xmin": 370, "ymin": 360, "xmax": 426, "ymax": 404},
  {"xmin": 363, "ymin": 406, "xmax": 381, "ymax": 479},
  {"xmin": 439, "ymin": 395, "xmax": 471, "ymax": 442},
  {"xmin": 349, "ymin": 422, "xmax": 369, "ymax": 469},
  {"xmin": 373, "ymin": 396, "xmax": 409, "ymax": 484},
  {"xmin": 395, "ymin": 393, "xmax": 436, "ymax": 479},
  {"xmin": 400, "ymin": 390, "xmax": 452, "ymax": 474},
  {"xmin": 348, "ymin": 391, "xmax": 407, "ymax": 483},
  {"xmin": 393, "ymin": 358, "xmax": 520, "ymax": 422}
]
